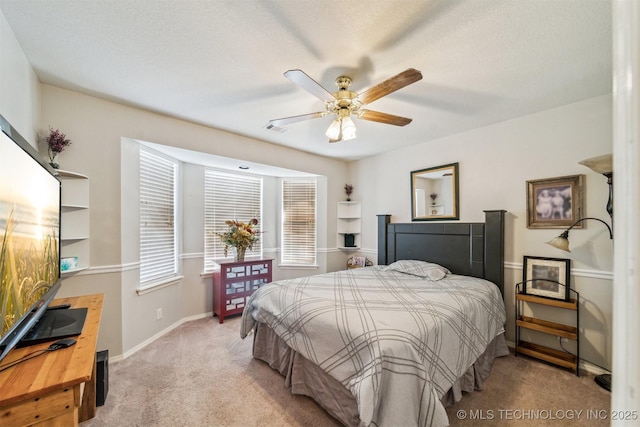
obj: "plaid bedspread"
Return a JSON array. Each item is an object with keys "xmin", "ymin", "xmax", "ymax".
[{"xmin": 241, "ymin": 266, "xmax": 506, "ymax": 427}]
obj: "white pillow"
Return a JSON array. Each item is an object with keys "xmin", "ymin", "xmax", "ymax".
[{"xmin": 385, "ymin": 260, "xmax": 450, "ymax": 281}]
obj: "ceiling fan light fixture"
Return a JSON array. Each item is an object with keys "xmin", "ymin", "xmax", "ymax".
[
  {"xmin": 341, "ymin": 116, "xmax": 357, "ymax": 140},
  {"xmin": 271, "ymin": 68, "xmax": 422, "ymax": 143},
  {"xmin": 326, "ymin": 119, "xmax": 342, "ymax": 140}
]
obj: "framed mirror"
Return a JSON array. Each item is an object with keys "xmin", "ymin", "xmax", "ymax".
[{"xmin": 411, "ymin": 162, "xmax": 459, "ymax": 221}]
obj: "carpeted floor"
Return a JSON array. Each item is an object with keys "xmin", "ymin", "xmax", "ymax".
[{"xmin": 82, "ymin": 316, "xmax": 610, "ymax": 427}]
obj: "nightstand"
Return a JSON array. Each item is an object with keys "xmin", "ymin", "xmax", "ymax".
[{"xmin": 515, "ymin": 282, "xmax": 580, "ymax": 375}]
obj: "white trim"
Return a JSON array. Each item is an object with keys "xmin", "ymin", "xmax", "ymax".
[
  {"xmin": 118, "ymin": 311, "xmax": 213, "ymax": 360},
  {"xmin": 505, "ymin": 261, "xmax": 613, "ymax": 281},
  {"xmin": 612, "ymin": 0, "xmax": 640, "ymax": 417},
  {"xmin": 61, "ymin": 262, "xmax": 139, "ymax": 276},
  {"xmin": 67, "ymin": 259, "xmax": 615, "ymax": 279},
  {"xmin": 136, "ymin": 275, "xmax": 184, "ymax": 295},
  {"xmin": 180, "ymin": 252, "xmax": 203, "ymax": 260},
  {"xmin": 277, "ymin": 264, "xmax": 320, "ymax": 270}
]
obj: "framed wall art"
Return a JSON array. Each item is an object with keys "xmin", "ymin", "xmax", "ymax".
[
  {"xmin": 522, "ymin": 255, "xmax": 571, "ymax": 301},
  {"xmin": 526, "ymin": 174, "xmax": 584, "ymax": 229}
]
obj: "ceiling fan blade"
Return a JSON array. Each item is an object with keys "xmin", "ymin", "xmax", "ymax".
[
  {"xmin": 267, "ymin": 112, "xmax": 326, "ymax": 128},
  {"xmin": 284, "ymin": 69, "xmax": 335, "ymax": 102},
  {"xmin": 359, "ymin": 68, "xmax": 423, "ymax": 105},
  {"xmin": 359, "ymin": 110, "xmax": 413, "ymax": 126}
]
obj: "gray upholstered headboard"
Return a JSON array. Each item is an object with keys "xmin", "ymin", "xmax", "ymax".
[{"xmin": 377, "ymin": 210, "xmax": 506, "ymax": 295}]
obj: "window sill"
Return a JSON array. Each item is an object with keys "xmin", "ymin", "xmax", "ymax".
[
  {"xmin": 137, "ymin": 275, "xmax": 184, "ymax": 295},
  {"xmin": 278, "ymin": 264, "xmax": 319, "ymax": 269}
]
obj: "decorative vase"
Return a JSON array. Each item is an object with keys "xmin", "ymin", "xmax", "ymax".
[
  {"xmin": 235, "ymin": 246, "xmax": 246, "ymax": 262},
  {"xmin": 49, "ymin": 153, "xmax": 60, "ymax": 169}
]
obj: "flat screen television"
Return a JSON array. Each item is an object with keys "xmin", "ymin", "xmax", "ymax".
[{"xmin": 0, "ymin": 115, "xmax": 62, "ymax": 364}]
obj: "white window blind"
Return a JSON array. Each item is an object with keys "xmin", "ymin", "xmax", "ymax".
[
  {"xmin": 281, "ymin": 178, "xmax": 316, "ymax": 265},
  {"xmin": 204, "ymin": 170, "xmax": 262, "ymax": 271},
  {"xmin": 139, "ymin": 150, "xmax": 177, "ymax": 285}
]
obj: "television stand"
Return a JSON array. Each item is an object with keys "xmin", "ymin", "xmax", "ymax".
[{"xmin": 0, "ymin": 294, "xmax": 104, "ymax": 425}]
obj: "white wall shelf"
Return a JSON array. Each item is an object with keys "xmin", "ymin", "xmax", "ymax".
[
  {"xmin": 337, "ymin": 201, "xmax": 361, "ymax": 250},
  {"xmin": 57, "ymin": 169, "xmax": 90, "ymax": 275}
]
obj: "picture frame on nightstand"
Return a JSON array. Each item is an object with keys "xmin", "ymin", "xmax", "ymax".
[{"xmin": 522, "ymin": 255, "xmax": 571, "ymax": 301}]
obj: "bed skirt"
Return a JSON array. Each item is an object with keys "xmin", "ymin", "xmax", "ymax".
[{"xmin": 252, "ymin": 322, "xmax": 509, "ymax": 426}]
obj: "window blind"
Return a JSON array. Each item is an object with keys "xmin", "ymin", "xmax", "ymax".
[
  {"xmin": 139, "ymin": 150, "xmax": 177, "ymax": 285},
  {"xmin": 281, "ymin": 178, "xmax": 316, "ymax": 265},
  {"xmin": 204, "ymin": 170, "xmax": 262, "ymax": 271}
]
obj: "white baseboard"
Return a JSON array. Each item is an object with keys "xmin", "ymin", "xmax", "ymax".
[{"xmin": 115, "ymin": 311, "xmax": 213, "ymax": 362}]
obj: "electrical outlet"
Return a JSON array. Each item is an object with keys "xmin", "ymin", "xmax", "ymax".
[
  {"xmin": 558, "ymin": 336, "xmax": 568, "ymax": 343},
  {"xmin": 156, "ymin": 308, "xmax": 162, "ymax": 320}
]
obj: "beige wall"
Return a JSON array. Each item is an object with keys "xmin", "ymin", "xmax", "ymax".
[
  {"xmin": 1, "ymin": 10, "xmax": 614, "ymax": 369},
  {"xmin": 0, "ymin": 10, "xmax": 40, "ymax": 144},
  {"xmin": 350, "ymin": 94, "xmax": 614, "ymax": 371},
  {"xmin": 39, "ymin": 85, "xmax": 349, "ymax": 357}
]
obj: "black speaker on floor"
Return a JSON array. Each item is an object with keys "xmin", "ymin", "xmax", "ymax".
[{"xmin": 96, "ymin": 350, "xmax": 109, "ymax": 406}]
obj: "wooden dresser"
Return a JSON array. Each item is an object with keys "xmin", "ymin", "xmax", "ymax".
[
  {"xmin": 213, "ymin": 259, "xmax": 272, "ymax": 323},
  {"xmin": 0, "ymin": 293, "xmax": 104, "ymax": 426}
]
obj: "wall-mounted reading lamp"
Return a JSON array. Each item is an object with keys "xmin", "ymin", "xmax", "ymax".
[
  {"xmin": 546, "ymin": 153, "xmax": 613, "ymax": 252},
  {"xmin": 546, "ymin": 153, "xmax": 613, "ymax": 392},
  {"xmin": 546, "ymin": 217, "xmax": 613, "ymax": 252}
]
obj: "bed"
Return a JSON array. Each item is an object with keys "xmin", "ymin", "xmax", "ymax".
[{"xmin": 240, "ymin": 211, "xmax": 507, "ymax": 427}]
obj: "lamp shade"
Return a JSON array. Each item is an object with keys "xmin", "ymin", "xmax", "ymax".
[
  {"xmin": 546, "ymin": 217, "xmax": 612, "ymax": 254},
  {"xmin": 341, "ymin": 116, "xmax": 357, "ymax": 140},
  {"xmin": 578, "ymin": 153, "xmax": 612, "ymax": 174},
  {"xmin": 546, "ymin": 235, "xmax": 571, "ymax": 252},
  {"xmin": 325, "ymin": 119, "xmax": 341, "ymax": 140}
]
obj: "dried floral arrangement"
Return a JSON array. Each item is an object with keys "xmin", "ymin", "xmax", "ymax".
[
  {"xmin": 44, "ymin": 127, "xmax": 71, "ymax": 168},
  {"xmin": 344, "ymin": 184, "xmax": 353, "ymax": 201},
  {"xmin": 216, "ymin": 218, "xmax": 261, "ymax": 261}
]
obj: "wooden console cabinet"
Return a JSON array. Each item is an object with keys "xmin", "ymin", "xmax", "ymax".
[
  {"xmin": 0, "ymin": 294, "xmax": 104, "ymax": 426},
  {"xmin": 213, "ymin": 259, "xmax": 272, "ymax": 323}
]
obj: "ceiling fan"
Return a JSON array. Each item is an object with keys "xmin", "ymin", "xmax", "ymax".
[{"xmin": 266, "ymin": 68, "xmax": 423, "ymax": 143}]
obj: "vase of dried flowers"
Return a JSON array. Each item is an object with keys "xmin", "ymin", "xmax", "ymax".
[
  {"xmin": 216, "ymin": 218, "xmax": 261, "ymax": 262},
  {"xmin": 430, "ymin": 192, "xmax": 438, "ymax": 205},
  {"xmin": 235, "ymin": 247, "xmax": 246, "ymax": 262},
  {"xmin": 44, "ymin": 127, "xmax": 71, "ymax": 169},
  {"xmin": 344, "ymin": 184, "xmax": 353, "ymax": 201}
]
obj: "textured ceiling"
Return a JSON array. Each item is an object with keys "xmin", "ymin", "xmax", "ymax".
[{"xmin": 0, "ymin": 0, "xmax": 612, "ymax": 160}]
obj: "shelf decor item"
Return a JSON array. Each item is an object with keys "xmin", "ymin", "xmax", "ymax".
[
  {"xmin": 344, "ymin": 184, "xmax": 353, "ymax": 201},
  {"xmin": 215, "ymin": 218, "xmax": 261, "ymax": 262},
  {"xmin": 61, "ymin": 256, "xmax": 79, "ymax": 272},
  {"xmin": 526, "ymin": 174, "xmax": 584, "ymax": 229},
  {"xmin": 44, "ymin": 127, "xmax": 72, "ymax": 169},
  {"xmin": 344, "ymin": 233, "xmax": 355, "ymax": 248},
  {"xmin": 522, "ymin": 255, "xmax": 571, "ymax": 301}
]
